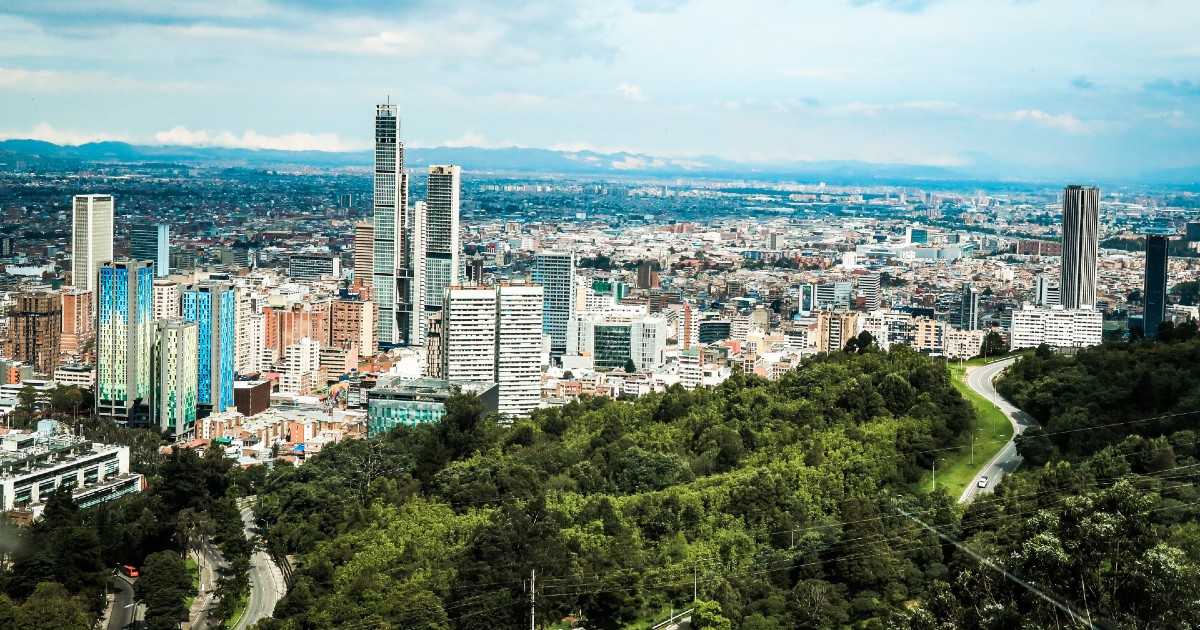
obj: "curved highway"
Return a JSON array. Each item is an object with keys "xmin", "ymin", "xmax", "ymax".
[
  {"xmin": 958, "ymin": 356, "xmax": 1040, "ymax": 504},
  {"xmin": 235, "ymin": 505, "xmax": 287, "ymax": 630}
]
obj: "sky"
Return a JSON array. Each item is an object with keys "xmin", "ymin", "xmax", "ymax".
[{"xmin": 0, "ymin": 0, "xmax": 1198, "ymax": 177}]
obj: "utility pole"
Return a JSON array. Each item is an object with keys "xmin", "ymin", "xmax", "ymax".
[
  {"xmin": 693, "ymin": 565, "xmax": 698, "ymax": 602},
  {"xmin": 530, "ymin": 569, "xmax": 536, "ymax": 630}
]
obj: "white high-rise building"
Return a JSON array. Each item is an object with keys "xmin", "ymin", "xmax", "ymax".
[
  {"xmin": 532, "ymin": 251, "xmax": 576, "ymax": 356},
  {"xmin": 280, "ymin": 337, "xmax": 321, "ymax": 395},
  {"xmin": 495, "ymin": 284, "xmax": 543, "ymax": 416},
  {"xmin": 441, "ymin": 287, "xmax": 498, "ymax": 383},
  {"xmin": 153, "ymin": 280, "xmax": 180, "ymax": 320},
  {"xmin": 439, "ymin": 284, "xmax": 544, "ymax": 418},
  {"xmin": 858, "ymin": 272, "xmax": 881, "ymax": 311},
  {"xmin": 372, "ymin": 103, "xmax": 419, "ymax": 346},
  {"xmin": 71, "ymin": 194, "xmax": 114, "ymax": 297},
  {"xmin": 234, "ymin": 285, "xmax": 267, "ymax": 375},
  {"xmin": 1060, "ymin": 185, "xmax": 1100, "ymax": 310}
]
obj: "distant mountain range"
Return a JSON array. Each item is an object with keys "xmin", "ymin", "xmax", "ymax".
[{"xmin": 2, "ymin": 139, "xmax": 1198, "ymax": 186}]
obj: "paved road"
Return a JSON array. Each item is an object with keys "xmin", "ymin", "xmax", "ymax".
[
  {"xmin": 235, "ymin": 506, "xmax": 287, "ymax": 630},
  {"xmin": 189, "ymin": 538, "xmax": 231, "ymax": 630},
  {"xmin": 108, "ymin": 575, "xmax": 145, "ymax": 630},
  {"xmin": 958, "ymin": 357, "xmax": 1040, "ymax": 504}
]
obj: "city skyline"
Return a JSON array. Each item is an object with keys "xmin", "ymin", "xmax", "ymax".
[{"xmin": 0, "ymin": 1, "xmax": 1197, "ymax": 179}]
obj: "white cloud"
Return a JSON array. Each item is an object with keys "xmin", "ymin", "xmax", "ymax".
[
  {"xmin": 0, "ymin": 123, "xmax": 129, "ymax": 145},
  {"xmin": 610, "ymin": 155, "xmax": 665, "ymax": 170},
  {"xmin": 616, "ymin": 83, "xmax": 649, "ymax": 102},
  {"xmin": 154, "ymin": 126, "xmax": 368, "ymax": 151},
  {"xmin": 440, "ymin": 131, "xmax": 488, "ymax": 148},
  {"xmin": 997, "ymin": 109, "xmax": 1087, "ymax": 133}
]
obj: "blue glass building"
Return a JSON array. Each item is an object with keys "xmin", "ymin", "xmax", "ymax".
[{"xmin": 182, "ymin": 282, "xmax": 236, "ymax": 413}]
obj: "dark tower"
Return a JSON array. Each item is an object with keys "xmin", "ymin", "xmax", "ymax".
[{"xmin": 1144, "ymin": 235, "xmax": 1169, "ymax": 339}]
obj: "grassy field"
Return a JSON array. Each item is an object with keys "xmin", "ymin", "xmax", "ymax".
[
  {"xmin": 914, "ymin": 362, "xmax": 1015, "ymax": 499},
  {"xmin": 185, "ymin": 557, "xmax": 199, "ymax": 610},
  {"xmin": 224, "ymin": 592, "xmax": 249, "ymax": 629}
]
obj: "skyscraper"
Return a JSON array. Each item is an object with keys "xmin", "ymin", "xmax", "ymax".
[
  {"xmin": 5, "ymin": 292, "xmax": 62, "ymax": 375},
  {"xmin": 422, "ymin": 165, "xmax": 462, "ymax": 337},
  {"xmin": 959, "ymin": 283, "xmax": 980, "ymax": 331},
  {"xmin": 372, "ymin": 103, "xmax": 420, "ymax": 346},
  {"xmin": 495, "ymin": 284, "xmax": 543, "ymax": 416},
  {"xmin": 96, "ymin": 260, "xmax": 154, "ymax": 423},
  {"xmin": 60, "ymin": 289, "xmax": 94, "ymax": 362},
  {"xmin": 858, "ymin": 272, "xmax": 881, "ymax": 311},
  {"xmin": 130, "ymin": 223, "xmax": 170, "ymax": 277},
  {"xmin": 439, "ymin": 284, "xmax": 544, "ymax": 417},
  {"xmin": 1060, "ymin": 185, "xmax": 1100, "ymax": 310},
  {"xmin": 1144, "ymin": 234, "xmax": 1169, "ymax": 340},
  {"xmin": 182, "ymin": 282, "xmax": 236, "ymax": 414},
  {"xmin": 155, "ymin": 318, "xmax": 198, "ymax": 438},
  {"xmin": 71, "ymin": 194, "xmax": 114, "ymax": 296},
  {"xmin": 532, "ymin": 251, "xmax": 576, "ymax": 357}
]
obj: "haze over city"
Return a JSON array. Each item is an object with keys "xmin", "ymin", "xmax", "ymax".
[{"xmin": 2, "ymin": 0, "xmax": 1200, "ymax": 178}]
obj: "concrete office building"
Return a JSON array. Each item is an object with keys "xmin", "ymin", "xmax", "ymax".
[
  {"xmin": 288, "ymin": 254, "xmax": 341, "ymax": 280},
  {"xmin": 71, "ymin": 195, "xmax": 114, "ymax": 298},
  {"xmin": 1060, "ymin": 185, "xmax": 1100, "ymax": 309},
  {"xmin": 130, "ymin": 223, "xmax": 169, "ymax": 277},
  {"xmin": 1010, "ymin": 305, "xmax": 1103, "ymax": 349},
  {"xmin": 5, "ymin": 292, "xmax": 62, "ymax": 375},
  {"xmin": 96, "ymin": 260, "xmax": 154, "ymax": 424},
  {"xmin": 331, "ymin": 298, "xmax": 377, "ymax": 357},
  {"xmin": 60, "ymin": 289, "xmax": 94, "ymax": 362},
  {"xmin": 354, "ymin": 221, "xmax": 374, "ymax": 286},
  {"xmin": 0, "ymin": 432, "xmax": 141, "ymax": 519},
  {"xmin": 153, "ymin": 280, "xmax": 180, "ymax": 320}
]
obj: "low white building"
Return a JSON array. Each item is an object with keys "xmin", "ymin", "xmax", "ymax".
[
  {"xmin": 1010, "ymin": 305, "xmax": 1103, "ymax": 349},
  {"xmin": 0, "ymin": 429, "xmax": 141, "ymax": 519}
]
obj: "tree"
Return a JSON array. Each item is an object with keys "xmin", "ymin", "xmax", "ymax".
[
  {"xmin": 693, "ymin": 600, "xmax": 733, "ymax": 630},
  {"xmin": 12, "ymin": 583, "xmax": 92, "ymax": 630},
  {"xmin": 623, "ymin": 357, "xmax": 637, "ymax": 373},
  {"xmin": 48, "ymin": 386, "xmax": 84, "ymax": 415},
  {"xmin": 1172, "ymin": 280, "xmax": 1200, "ymax": 306},
  {"xmin": 137, "ymin": 551, "xmax": 191, "ymax": 630},
  {"xmin": 980, "ymin": 331, "xmax": 1008, "ymax": 357}
]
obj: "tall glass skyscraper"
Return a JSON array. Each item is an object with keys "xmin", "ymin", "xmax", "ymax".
[
  {"xmin": 182, "ymin": 282, "xmax": 236, "ymax": 413},
  {"xmin": 1060, "ymin": 185, "xmax": 1100, "ymax": 310},
  {"xmin": 422, "ymin": 165, "xmax": 461, "ymax": 335},
  {"xmin": 372, "ymin": 103, "xmax": 421, "ymax": 346},
  {"xmin": 96, "ymin": 260, "xmax": 154, "ymax": 423},
  {"xmin": 130, "ymin": 223, "xmax": 170, "ymax": 277},
  {"xmin": 532, "ymin": 251, "xmax": 577, "ymax": 357},
  {"xmin": 1144, "ymin": 234, "xmax": 1169, "ymax": 339}
]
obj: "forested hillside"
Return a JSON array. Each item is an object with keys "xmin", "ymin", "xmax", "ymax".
[
  {"xmin": 254, "ymin": 347, "xmax": 978, "ymax": 629},
  {"xmin": 252, "ymin": 341, "xmax": 1200, "ymax": 629}
]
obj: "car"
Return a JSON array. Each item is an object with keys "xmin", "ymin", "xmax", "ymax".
[{"xmin": 977, "ymin": 476, "xmax": 989, "ymax": 488}]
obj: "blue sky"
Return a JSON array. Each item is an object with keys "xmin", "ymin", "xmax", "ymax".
[{"xmin": 1, "ymin": 0, "xmax": 1198, "ymax": 176}]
